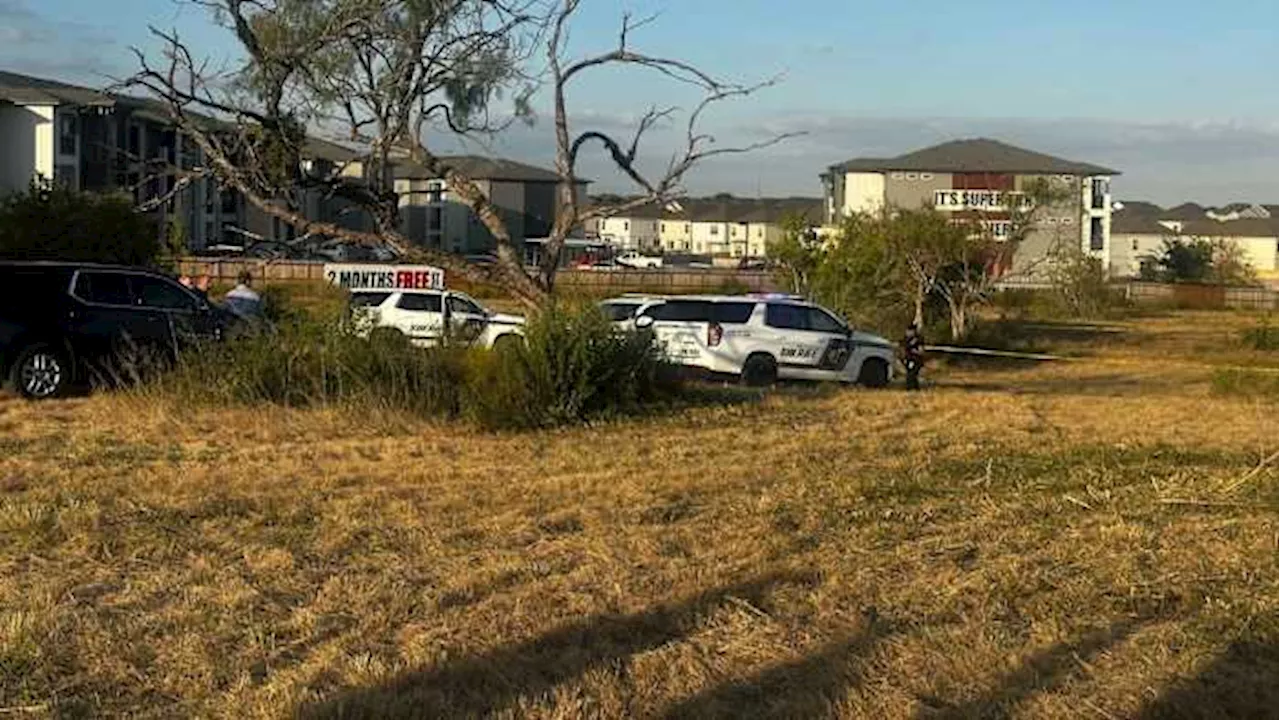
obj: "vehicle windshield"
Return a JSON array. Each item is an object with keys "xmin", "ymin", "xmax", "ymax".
[{"xmin": 601, "ymin": 302, "xmax": 640, "ymax": 321}]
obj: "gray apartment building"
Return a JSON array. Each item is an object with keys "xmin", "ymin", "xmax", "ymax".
[
  {"xmin": 820, "ymin": 138, "xmax": 1119, "ymax": 274},
  {"xmin": 0, "ymin": 70, "xmax": 382, "ymax": 250},
  {"xmin": 394, "ymin": 156, "xmax": 587, "ymax": 255}
]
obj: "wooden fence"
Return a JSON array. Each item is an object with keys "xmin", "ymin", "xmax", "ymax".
[
  {"xmin": 176, "ymin": 257, "xmax": 777, "ymax": 295},
  {"xmin": 1124, "ymin": 282, "xmax": 1279, "ymax": 311}
]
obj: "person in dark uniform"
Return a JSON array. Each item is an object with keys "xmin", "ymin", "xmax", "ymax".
[{"xmin": 902, "ymin": 322, "xmax": 924, "ymax": 390}]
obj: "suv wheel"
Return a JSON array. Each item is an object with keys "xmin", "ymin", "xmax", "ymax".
[
  {"xmin": 857, "ymin": 358, "xmax": 889, "ymax": 388},
  {"xmin": 491, "ymin": 334, "xmax": 522, "ymax": 352},
  {"xmin": 12, "ymin": 344, "xmax": 70, "ymax": 399},
  {"xmin": 741, "ymin": 353, "xmax": 778, "ymax": 387}
]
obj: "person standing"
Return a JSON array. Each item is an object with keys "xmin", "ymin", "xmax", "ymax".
[
  {"xmin": 902, "ymin": 322, "xmax": 925, "ymax": 391},
  {"xmin": 223, "ymin": 270, "xmax": 263, "ymax": 319}
]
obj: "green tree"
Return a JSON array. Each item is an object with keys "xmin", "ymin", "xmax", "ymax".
[
  {"xmin": 1156, "ymin": 238, "xmax": 1215, "ymax": 282},
  {"xmin": 0, "ymin": 181, "xmax": 160, "ymax": 265},
  {"xmin": 768, "ymin": 214, "xmax": 824, "ymax": 296}
]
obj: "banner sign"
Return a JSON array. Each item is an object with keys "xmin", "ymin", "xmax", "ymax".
[
  {"xmin": 934, "ymin": 190, "xmax": 1033, "ymax": 212},
  {"xmin": 324, "ymin": 264, "xmax": 446, "ymax": 292}
]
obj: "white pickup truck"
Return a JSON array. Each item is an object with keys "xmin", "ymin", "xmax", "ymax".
[{"xmin": 614, "ymin": 252, "xmax": 663, "ymax": 269}]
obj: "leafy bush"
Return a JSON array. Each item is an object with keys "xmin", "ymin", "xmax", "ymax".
[
  {"xmin": 154, "ymin": 314, "xmax": 469, "ymax": 418},
  {"xmin": 465, "ymin": 303, "xmax": 677, "ymax": 429},
  {"xmin": 1240, "ymin": 315, "xmax": 1278, "ymax": 351},
  {"xmin": 149, "ymin": 298, "xmax": 677, "ymax": 430},
  {"xmin": 0, "ymin": 181, "xmax": 160, "ymax": 265}
]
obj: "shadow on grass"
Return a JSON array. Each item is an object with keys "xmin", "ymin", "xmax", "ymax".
[
  {"xmin": 929, "ymin": 371, "xmax": 1197, "ymax": 398},
  {"xmin": 296, "ymin": 570, "xmax": 820, "ymax": 719},
  {"xmin": 660, "ymin": 625, "xmax": 894, "ymax": 719},
  {"xmin": 914, "ymin": 619, "xmax": 1143, "ymax": 718},
  {"xmin": 1137, "ymin": 639, "xmax": 1278, "ymax": 720}
]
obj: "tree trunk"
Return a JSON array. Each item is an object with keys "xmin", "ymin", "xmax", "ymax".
[
  {"xmin": 947, "ymin": 296, "xmax": 968, "ymax": 340},
  {"xmin": 912, "ymin": 278, "xmax": 926, "ymax": 328}
]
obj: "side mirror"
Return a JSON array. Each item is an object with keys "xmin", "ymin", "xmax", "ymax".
[{"xmin": 634, "ymin": 315, "xmax": 655, "ymax": 329}]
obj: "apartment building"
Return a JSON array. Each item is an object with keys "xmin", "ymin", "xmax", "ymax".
[
  {"xmin": 599, "ymin": 204, "xmax": 661, "ymax": 251},
  {"xmin": 0, "ymin": 70, "xmax": 381, "ymax": 250},
  {"xmin": 1110, "ymin": 202, "xmax": 1279, "ymax": 280},
  {"xmin": 820, "ymin": 138, "xmax": 1119, "ymax": 274},
  {"xmin": 394, "ymin": 156, "xmax": 587, "ymax": 255},
  {"xmin": 595, "ymin": 197, "xmax": 822, "ymax": 258}
]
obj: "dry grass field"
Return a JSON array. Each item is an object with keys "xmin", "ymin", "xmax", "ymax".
[{"xmin": 1, "ymin": 309, "xmax": 1275, "ymax": 718}]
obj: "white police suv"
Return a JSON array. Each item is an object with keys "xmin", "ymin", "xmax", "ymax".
[
  {"xmin": 349, "ymin": 289, "xmax": 524, "ymax": 349},
  {"xmin": 602, "ymin": 294, "xmax": 894, "ymax": 386},
  {"xmin": 326, "ymin": 262, "xmax": 523, "ymax": 349}
]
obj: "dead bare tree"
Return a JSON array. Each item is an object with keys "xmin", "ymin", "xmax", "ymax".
[{"xmin": 122, "ymin": 0, "xmax": 795, "ymax": 309}]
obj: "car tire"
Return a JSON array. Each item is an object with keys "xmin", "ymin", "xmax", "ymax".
[
  {"xmin": 11, "ymin": 343, "xmax": 72, "ymax": 400},
  {"xmin": 857, "ymin": 358, "xmax": 889, "ymax": 388},
  {"xmin": 491, "ymin": 334, "xmax": 522, "ymax": 353},
  {"xmin": 740, "ymin": 353, "xmax": 778, "ymax": 387}
]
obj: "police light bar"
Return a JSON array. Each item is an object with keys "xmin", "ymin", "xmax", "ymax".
[{"xmin": 324, "ymin": 263, "xmax": 445, "ymax": 292}]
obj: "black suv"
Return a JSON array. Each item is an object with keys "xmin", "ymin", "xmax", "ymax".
[{"xmin": 0, "ymin": 262, "xmax": 234, "ymax": 399}]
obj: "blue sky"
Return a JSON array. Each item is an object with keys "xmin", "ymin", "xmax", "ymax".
[{"xmin": 2, "ymin": 0, "xmax": 1277, "ymax": 204}]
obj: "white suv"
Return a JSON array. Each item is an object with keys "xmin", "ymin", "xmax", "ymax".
[
  {"xmin": 602, "ymin": 294, "xmax": 894, "ymax": 386},
  {"xmin": 349, "ymin": 289, "xmax": 524, "ymax": 348}
]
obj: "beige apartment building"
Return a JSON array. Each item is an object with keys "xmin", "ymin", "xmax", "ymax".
[
  {"xmin": 599, "ymin": 198, "xmax": 822, "ymax": 258},
  {"xmin": 820, "ymin": 138, "xmax": 1119, "ymax": 275}
]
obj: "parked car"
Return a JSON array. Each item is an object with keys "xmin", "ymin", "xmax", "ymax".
[
  {"xmin": 346, "ymin": 288, "xmax": 524, "ymax": 349},
  {"xmin": 615, "ymin": 252, "xmax": 663, "ymax": 269},
  {"xmin": 604, "ymin": 293, "xmax": 894, "ymax": 387},
  {"xmin": 317, "ymin": 243, "xmax": 398, "ymax": 262},
  {"xmin": 0, "ymin": 262, "xmax": 236, "ymax": 399}
]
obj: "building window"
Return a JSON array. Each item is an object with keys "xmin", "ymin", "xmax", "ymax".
[
  {"xmin": 1089, "ymin": 217, "xmax": 1104, "ymax": 251},
  {"xmin": 1090, "ymin": 178, "xmax": 1107, "ymax": 209},
  {"xmin": 710, "ymin": 225, "xmax": 719, "ymax": 235},
  {"xmin": 757, "ymin": 227, "xmax": 763, "ymax": 238},
  {"xmin": 59, "ymin": 114, "xmax": 77, "ymax": 155},
  {"xmin": 1131, "ymin": 238, "xmax": 1139, "ymax": 251},
  {"xmin": 127, "ymin": 125, "xmax": 140, "ymax": 157},
  {"xmin": 685, "ymin": 224, "xmax": 691, "ymax": 233},
  {"xmin": 920, "ymin": 173, "xmax": 934, "ymax": 181},
  {"xmin": 661, "ymin": 223, "xmax": 666, "ymax": 232},
  {"xmin": 890, "ymin": 172, "xmax": 903, "ymax": 180},
  {"xmin": 204, "ymin": 221, "xmax": 214, "ymax": 243},
  {"xmin": 904, "ymin": 172, "xmax": 918, "ymax": 180},
  {"xmin": 221, "ymin": 190, "xmax": 237, "ymax": 215},
  {"xmin": 1059, "ymin": 216, "xmax": 1074, "ymax": 225}
]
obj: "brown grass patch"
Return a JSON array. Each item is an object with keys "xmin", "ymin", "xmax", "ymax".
[{"xmin": 0, "ymin": 311, "xmax": 1275, "ymax": 718}]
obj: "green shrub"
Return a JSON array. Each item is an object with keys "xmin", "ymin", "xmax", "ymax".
[
  {"xmin": 1240, "ymin": 316, "xmax": 1278, "ymax": 351},
  {"xmin": 154, "ymin": 315, "xmax": 469, "ymax": 418},
  {"xmin": 0, "ymin": 180, "xmax": 160, "ymax": 265},
  {"xmin": 465, "ymin": 303, "xmax": 678, "ymax": 429},
  {"xmin": 149, "ymin": 298, "xmax": 677, "ymax": 430},
  {"xmin": 1210, "ymin": 368, "xmax": 1277, "ymax": 399}
]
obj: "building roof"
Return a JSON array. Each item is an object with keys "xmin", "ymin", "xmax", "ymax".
[
  {"xmin": 1113, "ymin": 200, "xmax": 1163, "ymax": 218},
  {"xmin": 1181, "ymin": 218, "xmax": 1279, "ymax": 238},
  {"xmin": 395, "ymin": 155, "xmax": 576, "ymax": 183},
  {"xmin": 304, "ymin": 137, "xmax": 362, "ymax": 163},
  {"xmin": 830, "ymin": 138, "xmax": 1118, "ymax": 176},
  {"xmin": 1160, "ymin": 202, "xmax": 1206, "ymax": 221},
  {"xmin": 1111, "ymin": 210, "xmax": 1174, "ymax": 235},
  {"xmin": 0, "ymin": 70, "xmax": 113, "ymax": 106},
  {"xmin": 591, "ymin": 196, "xmax": 823, "ymax": 225}
]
